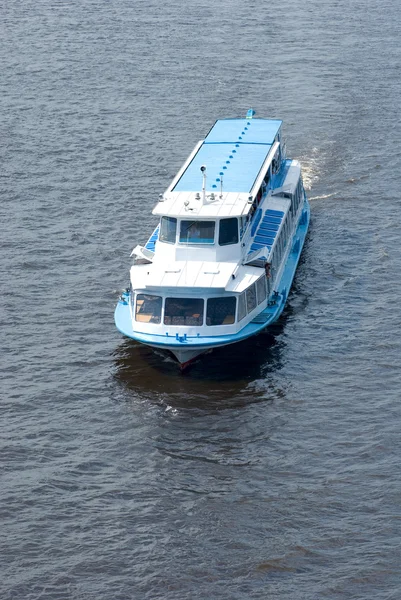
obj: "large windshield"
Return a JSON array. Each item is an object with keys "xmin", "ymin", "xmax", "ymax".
[
  {"xmin": 219, "ymin": 218, "xmax": 238, "ymax": 246},
  {"xmin": 160, "ymin": 216, "xmax": 177, "ymax": 243},
  {"xmin": 135, "ymin": 294, "xmax": 162, "ymax": 323},
  {"xmin": 179, "ymin": 220, "xmax": 215, "ymax": 244},
  {"xmin": 206, "ymin": 297, "xmax": 236, "ymax": 326},
  {"xmin": 164, "ymin": 298, "xmax": 204, "ymax": 326}
]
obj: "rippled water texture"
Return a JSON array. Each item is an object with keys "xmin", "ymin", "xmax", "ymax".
[{"xmin": 1, "ymin": 0, "xmax": 401, "ymax": 598}]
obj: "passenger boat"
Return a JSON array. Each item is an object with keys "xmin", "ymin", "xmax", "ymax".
[{"xmin": 115, "ymin": 110, "xmax": 310, "ymax": 368}]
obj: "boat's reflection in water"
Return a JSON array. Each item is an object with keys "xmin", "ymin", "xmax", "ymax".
[{"xmin": 113, "ymin": 314, "xmax": 291, "ymax": 410}]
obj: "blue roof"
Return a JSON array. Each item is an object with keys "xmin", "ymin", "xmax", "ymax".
[{"xmin": 173, "ymin": 118, "xmax": 282, "ymax": 194}]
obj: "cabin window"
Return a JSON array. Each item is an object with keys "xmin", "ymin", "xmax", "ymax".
[
  {"xmin": 135, "ymin": 294, "xmax": 162, "ymax": 324},
  {"xmin": 246, "ymin": 284, "xmax": 257, "ymax": 313},
  {"xmin": 164, "ymin": 297, "xmax": 204, "ymax": 326},
  {"xmin": 295, "ymin": 182, "xmax": 301, "ymax": 210},
  {"xmin": 238, "ymin": 293, "xmax": 247, "ymax": 321},
  {"xmin": 206, "ymin": 297, "xmax": 236, "ymax": 326},
  {"xmin": 160, "ymin": 216, "xmax": 177, "ymax": 244},
  {"xmin": 288, "ymin": 192, "xmax": 295, "ymax": 217},
  {"xmin": 256, "ymin": 276, "xmax": 267, "ymax": 305},
  {"xmin": 179, "ymin": 220, "xmax": 215, "ymax": 244},
  {"xmin": 273, "ymin": 250, "xmax": 278, "ymax": 272},
  {"xmin": 219, "ymin": 218, "xmax": 239, "ymax": 246}
]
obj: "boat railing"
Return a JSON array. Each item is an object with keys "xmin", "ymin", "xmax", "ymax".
[{"xmin": 240, "ymin": 221, "xmax": 253, "ymax": 255}]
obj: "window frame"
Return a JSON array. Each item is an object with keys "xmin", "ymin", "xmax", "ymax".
[
  {"xmin": 135, "ymin": 293, "xmax": 163, "ymax": 324},
  {"xmin": 246, "ymin": 284, "xmax": 257, "ymax": 314},
  {"xmin": 218, "ymin": 217, "xmax": 239, "ymax": 246},
  {"xmin": 159, "ymin": 216, "xmax": 177, "ymax": 244},
  {"xmin": 206, "ymin": 296, "xmax": 237, "ymax": 326},
  {"xmin": 256, "ymin": 276, "xmax": 267, "ymax": 305},
  {"xmin": 178, "ymin": 220, "xmax": 216, "ymax": 245},
  {"xmin": 238, "ymin": 293, "xmax": 247, "ymax": 321},
  {"xmin": 164, "ymin": 297, "xmax": 205, "ymax": 326}
]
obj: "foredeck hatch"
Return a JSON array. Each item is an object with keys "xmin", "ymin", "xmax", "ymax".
[{"xmin": 173, "ymin": 118, "xmax": 282, "ymax": 194}]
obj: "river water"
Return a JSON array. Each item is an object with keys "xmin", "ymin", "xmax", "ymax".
[{"xmin": 1, "ymin": 0, "xmax": 401, "ymax": 598}]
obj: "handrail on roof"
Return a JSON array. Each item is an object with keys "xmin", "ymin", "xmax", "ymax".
[{"xmin": 249, "ymin": 141, "xmax": 280, "ymax": 198}]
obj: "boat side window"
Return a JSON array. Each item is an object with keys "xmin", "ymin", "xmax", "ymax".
[
  {"xmin": 238, "ymin": 293, "xmax": 247, "ymax": 321},
  {"xmin": 246, "ymin": 284, "xmax": 257, "ymax": 313},
  {"xmin": 219, "ymin": 218, "xmax": 239, "ymax": 246},
  {"xmin": 160, "ymin": 216, "xmax": 177, "ymax": 244},
  {"xmin": 256, "ymin": 276, "xmax": 267, "ymax": 305},
  {"xmin": 135, "ymin": 294, "xmax": 162, "ymax": 324},
  {"xmin": 206, "ymin": 297, "xmax": 236, "ymax": 326},
  {"xmin": 275, "ymin": 238, "xmax": 281, "ymax": 263},
  {"xmin": 289, "ymin": 193, "xmax": 295, "ymax": 216},
  {"xmin": 179, "ymin": 220, "xmax": 215, "ymax": 244},
  {"xmin": 271, "ymin": 250, "xmax": 278, "ymax": 274},
  {"xmin": 164, "ymin": 297, "xmax": 204, "ymax": 326}
]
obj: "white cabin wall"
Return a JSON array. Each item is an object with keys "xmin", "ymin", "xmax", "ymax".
[{"xmin": 153, "ymin": 240, "xmax": 243, "ymax": 263}]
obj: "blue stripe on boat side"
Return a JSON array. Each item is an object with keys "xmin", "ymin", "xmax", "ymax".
[
  {"xmin": 250, "ymin": 243, "xmax": 271, "ymax": 252},
  {"xmin": 255, "ymin": 231, "xmax": 276, "ymax": 240},
  {"xmin": 145, "ymin": 224, "xmax": 160, "ymax": 247},
  {"xmin": 262, "ymin": 216, "xmax": 282, "ymax": 225},
  {"xmin": 265, "ymin": 209, "xmax": 284, "ymax": 217},
  {"xmin": 256, "ymin": 228, "xmax": 277, "ymax": 238},
  {"xmin": 259, "ymin": 223, "xmax": 279, "ymax": 231},
  {"xmin": 255, "ymin": 236, "xmax": 275, "ymax": 245}
]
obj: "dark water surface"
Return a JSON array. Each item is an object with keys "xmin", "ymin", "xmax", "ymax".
[{"xmin": 1, "ymin": 0, "xmax": 401, "ymax": 598}]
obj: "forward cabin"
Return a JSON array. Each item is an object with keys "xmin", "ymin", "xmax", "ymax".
[{"xmin": 115, "ymin": 111, "xmax": 310, "ymax": 367}]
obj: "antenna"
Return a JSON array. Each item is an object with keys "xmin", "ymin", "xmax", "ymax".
[
  {"xmin": 219, "ymin": 171, "xmax": 224, "ymax": 198},
  {"xmin": 200, "ymin": 165, "xmax": 206, "ymax": 205}
]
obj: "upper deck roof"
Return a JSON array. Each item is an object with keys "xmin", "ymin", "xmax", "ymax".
[{"xmin": 172, "ymin": 118, "xmax": 282, "ymax": 194}]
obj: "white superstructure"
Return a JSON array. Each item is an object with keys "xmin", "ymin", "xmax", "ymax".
[{"xmin": 115, "ymin": 112, "xmax": 310, "ymax": 367}]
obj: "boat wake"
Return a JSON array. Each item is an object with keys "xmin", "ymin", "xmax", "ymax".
[
  {"xmin": 308, "ymin": 192, "xmax": 339, "ymax": 201},
  {"xmin": 298, "ymin": 146, "xmax": 321, "ymax": 191}
]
